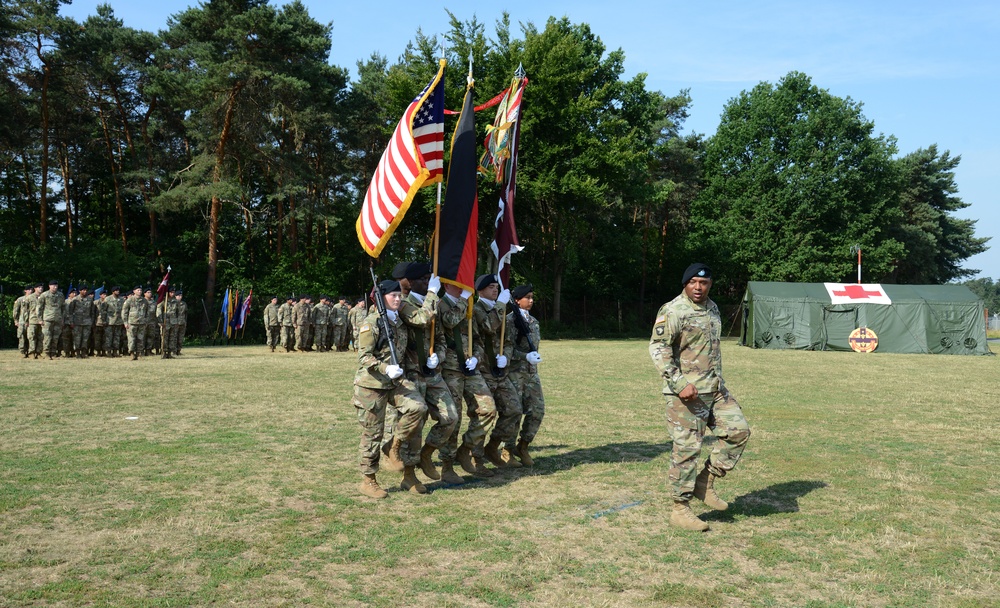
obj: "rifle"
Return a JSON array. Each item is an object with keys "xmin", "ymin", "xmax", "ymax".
[
  {"xmin": 512, "ymin": 307, "xmax": 536, "ymax": 353},
  {"xmin": 369, "ymin": 268, "xmax": 399, "ymax": 366}
]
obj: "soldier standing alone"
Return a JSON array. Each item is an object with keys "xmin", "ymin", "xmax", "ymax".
[{"xmin": 649, "ymin": 263, "xmax": 751, "ymax": 532}]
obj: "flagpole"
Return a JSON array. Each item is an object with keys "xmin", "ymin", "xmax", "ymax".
[{"xmin": 429, "ymin": 45, "xmax": 447, "ymax": 355}]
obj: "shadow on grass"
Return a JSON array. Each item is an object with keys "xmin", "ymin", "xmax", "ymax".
[{"xmin": 702, "ymin": 480, "xmax": 828, "ymax": 522}]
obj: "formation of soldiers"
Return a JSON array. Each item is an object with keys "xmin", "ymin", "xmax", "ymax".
[
  {"xmin": 11, "ymin": 281, "xmax": 188, "ymax": 361},
  {"xmin": 262, "ymin": 294, "xmax": 363, "ymax": 353},
  {"xmin": 351, "ymin": 261, "xmax": 546, "ymax": 499}
]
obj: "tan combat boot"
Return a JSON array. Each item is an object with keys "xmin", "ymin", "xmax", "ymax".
[
  {"xmin": 670, "ymin": 501, "xmax": 709, "ymax": 531},
  {"xmin": 359, "ymin": 474, "xmax": 388, "ymax": 499},
  {"xmin": 383, "ymin": 438, "xmax": 405, "ymax": 473},
  {"xmin": 484, "ymin": 438, "xmax": 506, "ymax": 468},
  {"xmin": 418, "ymin": 444, "xmax": 441, "ymax": 480},
  {"xmin": 439, "ymin": 462, "xmax": 465, "ymax": 485},
  {"xmin": 400, "ymin": 466, "xmax": 429, "ymax": 494},
  {"xmin": 472, "ymin": 457, "xmax": 495, "ymax": 478},
  {"xmin": 501, "ymin": 447, "xmax": 522, "ymax": 468},
  {"xmin": 456, "ymin": 444, "xmax": 477, "ymax": 475},
  {"xmin": 516, "ymin": 440, "xmax": 534, "ymax": 467},
  {"xmin": 693, "ymin": 464, "xmax": 729, "ymax": 511}
]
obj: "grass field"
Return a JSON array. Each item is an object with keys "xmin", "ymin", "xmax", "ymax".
[{"xmin": 2, "ymin": 340, "xmax": 999, "ymax": 607}]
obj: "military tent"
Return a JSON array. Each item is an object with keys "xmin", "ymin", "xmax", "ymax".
[{"xmin": 740, "ymin": 282, "xmax": 990, "ymax": 355}]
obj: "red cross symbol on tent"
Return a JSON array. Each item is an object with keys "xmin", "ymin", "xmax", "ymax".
[{"xmin": 832, "ymin": 285, "xmax": 885, "ymax": 300}]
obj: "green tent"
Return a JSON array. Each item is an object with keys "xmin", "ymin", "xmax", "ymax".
[{"xmin": 740, "ymin": 282, "xmax": 990, "ymax": 355}]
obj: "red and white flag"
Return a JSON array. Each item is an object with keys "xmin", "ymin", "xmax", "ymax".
[
  {"xmin": 156, "ymin": 265, "xmax": 171, "ymax": 304},
  {"xmin": 824, "ymin": 283, "xmax": 892, "ymax": 305},
  {"xmin": 356, "ymin": 60, "xmax": 446, "ymax": 257}
]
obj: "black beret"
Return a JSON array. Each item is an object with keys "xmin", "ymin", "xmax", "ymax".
[
  {"xmin": 79, "ymin": 284, "xmax": 89, "ymax": 290},
  {"xmin": 378, "ymin": 279, "xmax": 401, "ymax": 294},
  {"xmin": 48, "ymin": 279, "xmax": 59, "ymax": 285},
  {"xmin": 24, "ymin": 284, "xmax": 33, "ymax": 290},
  {"xmin": 681, "ymin": 263, "xmax": 712, "ymax": 286},
  {"xmin": 475, "ymin": 274, "xmax": 499, "ymax": 291},
  {"xmin": 68, "ymin": 287, "xmax": 78, "ymax": 294},
  {"xmin": 168, "ymin": 286, "xmax": 176, "ymax": 292},
  {"xmin": 134, "ymin": 285, "xmax": 143, "ymax": 291},
  {"xmin": 339, "ymin": 295, "xmax": 347, "ymax": 301},
  {"xmin": 511, "ymin": 283, "xmax": 534, "ymax": 301},
  {"xmin": 271, "ymin": 295, "xmax": 279, "ymax": 300},
  {"xmin": 143, "ymin": 287, "xmax": 153, "ymax": 293},
  {"xmin": 34, "ymin": 283, "xmax": 44, "ymax": 289},
  {"xmin": 111, "ymin": 285, "xmax": 121, "ymax": 292},
  {"xmin": 391, "ymin": 261, "xmax": 411, "ymax": 280},
  {"xmin": 287, "ymin": 295, "xmax": 294, "ymax": 300},
  {"xmin": 174, "ymin": 289, "xmax": 183, "ymax": 295},
  {"xmin": 403, "ymin": 262, "xmax": 431, "ymax": 280}
]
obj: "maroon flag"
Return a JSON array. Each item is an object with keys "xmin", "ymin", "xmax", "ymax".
[
  {"xmin": 156, "ymin": 265, "xmax": 171, "ymax": 304},
  {"xmin": 356, "ymin": 60, "xmax": 446, "ymax": 257},
  {"xmin": 436, "ymin": 81, "xmax": 478, "ymax": 292}
]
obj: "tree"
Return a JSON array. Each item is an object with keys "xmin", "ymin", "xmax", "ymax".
[
  {"xmin": 963, "ymin": 277, "xmax": 1000, "ymax": 315},
  {"xmin": 890, "ymin": 145, "xmax": 988, "ymax": 283},
  {"xmin": 691, "ymin": 71, "xmax": 904, "ymax": 298}
]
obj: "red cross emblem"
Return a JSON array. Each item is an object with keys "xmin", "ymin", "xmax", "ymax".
[{"xmin": 832, "ymin": 285, "xmax": 884, "ymax": 300}]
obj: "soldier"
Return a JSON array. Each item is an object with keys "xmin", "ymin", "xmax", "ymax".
[
  {"xmin": 94, "ymin": 290, "xmax": 109, "ymax": 356},
  {"xmin": 649, "ymin": 263, "xmax": 752, "ymax": 532},
  {"xmin": 12, "ymin": 285, "xmax": 32, "ymax": 358},
  {"xmin": 163, "ymin": 288, "xmax": 181, "ymax": 358},
  {"xmin": 312, "ymin": 296, "xmax": 332, "ymax": 352},
  {"xmin": 263, "ymin": 296, "xmax": 281, "ymax": 351},
  {"xmin": 353, "ymin": 279, "xmax": 429, "ymax": 498},
  {"xmin": 331, "ymin": 295, "xmax": 349, "ymax": 351},
  {"xmin": 36, "ymin": 280, "xmax": 66, "ymax": 360},
  {"xmin": 25, "ymin": 283, "xmax": 44, "ymax": 358},
  {"xmin": 62, "ymin": 287, "xmax": 78, "ymax": 357},
  {"xmin": 293, "ymin": 295, "xmax": 313, "ymax": 352},
  {"xmin": 172, "ymin": 289, "xmax": 187, "ymax": 355},
  {"xmin": 503, "ymin": 284, "xmax": 546, "ymax": 467},
  {"xmin": 121, "ymin": 286, "xmax": 147, "ymax": 360},
  {"xmin": 349, "ymin": 297, "xmax": 367, "ymax": 352},
  {"xmin": 143, "ymin": 288, "xmax": 158, "ymax": 356},
  {"xmin": 439, "ymin": 282, "xmax": 499, "ymax": 478},
  {"xmin": 472, "ymin": 274, "xmax": 523, "ymax": 469},
  {"xmin": 69, "ymin": 285, "xmax": 96, "ymax": 358},
  {"xmin": 278, "ymin": 296, "xmax": 295, "ymax": 352},
  {"xmin": 104, "ymin": 286, "xmax": 125, "ymax": 357}
]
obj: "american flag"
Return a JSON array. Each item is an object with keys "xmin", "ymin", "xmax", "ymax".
[{"xmin": 357, "ymin": 60, "xmax": 446, "ymax": 257}]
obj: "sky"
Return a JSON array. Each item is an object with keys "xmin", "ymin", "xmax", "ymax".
[{"xmin": 60, "ymin": 0, "xmax": 1000, "ymax": 280}]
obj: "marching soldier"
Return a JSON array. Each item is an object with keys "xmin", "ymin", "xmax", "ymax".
[
  {"xmin": 36, "ymin": 280, "xmax": 66, "ymax": 360},
  {"xmin": 278, "ymin": 296, "xmax": 295, "ymax": 352},
  {"xmin": 263, "ymin": 296, "xmax": 281, "ymax": 351},
  {"xmin": 503, "ymin": 284, "xmax": 546, "ymax": 467}
]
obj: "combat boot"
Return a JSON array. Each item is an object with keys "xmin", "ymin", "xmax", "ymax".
[
  {"xmin": 359, "ymin": 474, "xmax": 388, "ymax": 499},
  {"xmin": 418, "ymin": 444, "xmax": 440, "ymax": 480},
  {"xmin": 501, "ymin": 446, "xmax": 522, "ymax": 468},
  {"xmin": 670, "ymin": 501, "xmax": 709, "ymax": 531},
  {"xmin": 516, "ymin": 440, "xmax": 534, "ymax": 467},
  {"xmin": 383, "ymin": 438, "xmax": 405, "ymax": 473},
  {"xmin": 472, "ymin": 457, "xmax": 495, "ymax": 478},
  {"xmin": 693, "ymin": 463, "xmax": 728, "ymax": 511},
  {"xmin": 400, "ymin": 466, "xmax": 429, "ymax": 494},
  {"xmin": 456, "ymin": 444, "xmax": 477, "ymax": 475},
  {"xmin": 439, "ymin": 462, "xmax": 465, "ymax": 485},
  {"xmin": 484, "ymin": 437, "xmax": 506, "ymax": 468}
]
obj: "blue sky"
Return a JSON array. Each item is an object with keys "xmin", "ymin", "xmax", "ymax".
[{"xmin": 61, "ymin": 0, "xmax": 999, "ymax": 281}]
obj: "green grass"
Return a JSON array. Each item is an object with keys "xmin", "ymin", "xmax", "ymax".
[{"xmin": 1, "ymin": 340, "xmax": 999, "ymax": 607}]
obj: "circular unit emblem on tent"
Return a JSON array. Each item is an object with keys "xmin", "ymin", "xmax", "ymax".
[{"xmin": 848, "ymin": 327, "xmax": 879, "ymax": 353}]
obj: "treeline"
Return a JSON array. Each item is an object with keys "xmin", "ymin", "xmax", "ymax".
[{"xmin": 0, "ymin": 1, "xmax": 989, "ymax": 340}]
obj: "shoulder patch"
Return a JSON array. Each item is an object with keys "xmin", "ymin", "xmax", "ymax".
[
  {"xmin": 359, "ymin": 324, "xmax": 371, "ymax": 333},
  {"xmin": 655, "ymin": 326, "xmax": 664, "ymax": 336},
  {"xmin": 655, "ymin": 315, "xmax": 665, "ymax": 324}
]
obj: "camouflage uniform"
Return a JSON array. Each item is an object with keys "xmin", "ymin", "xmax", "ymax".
[
  {"xmin": 504, "ymin": 308, "xmax": 546, "ymax": 453},
  {"xmin": 121, "ymin": 292, "xmax": 148, "ymax": 357},
  {"xmin": 144, "ymin": 295, "xmax": 159, "ymax": 355},
  {"xmin": 94, "ymin": 295, "xmax": 109, "ymax": 356},
  {"xmin": 438, "ymin": 293, "xmax": 498, "ymax": 465},
  {"xmin": 69, "ymin": 293, "xmax": 96, "ymax": 357},
  {"xmin": 104, "ymin": 293, "xmax": 125, "ymax": 356},
  {"xmin": 36, "ymin": 287, "xmax": 66, "ymax": 358},
  {"xmin": 164, "ymin": 297, "xmax": 181, "ymax": 356},
  {"xmin": 353, "ymin": 310, "xmax": 428, "ymax": 474},
  {"xmin": 26, "ymin": 290, "xmax": 44, "ymax": 357},
  {"xmin": 474, "ymin": 298, "xmax": 523, "ymax": 446},
  {"xmin": 173, "ymin": 296, "xmax": 187, "ymax": 354},
  {"xmin": 278, "ymin": 300, "xmax": 295, "ymax": 351},
  {"xmin": 348, "ymin": 302, "xmax": 367, "ymax": 351},
  {"xmin": 12, "ymin": 291, "xmax": 31, "ymax": 356},
  {"xmin": 649, "ymin": 292, "xmax": 751, "ymax": 501},
  {"xmin": 331, "ymin": 301, "xmax": 349, "ymax": 351},
  {"xmin": 263, "ymin": 300, "xmax": 280, "ymax": 350},
  {"xmin": 312, "ymin": 300, "xmax": 331, "ymax": 352},
  {"xmin": 62, "ymin": 293, "xmax": 77, "ymax": 356},
  {"xmin": 293, "ymin": 299, "xmax": 313, "ymax": 351}
]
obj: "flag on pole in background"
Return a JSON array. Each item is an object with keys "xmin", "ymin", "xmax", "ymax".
[
  {"xmin": 235, "ymin": 289, "xmax": 252, "ymax": 329},
  {"xmin": 436, "ymin": 77, "xmax": 479, "ymax": 292},
  {"xmin": 156, "ymin": 266, "xmax": 171, "ymax": 304},
  {"xmin": 221, "ymin": 288, "xmax": 231, "ymax": 338},
  {"xmin": 228, "ymin": 289, "xmax": 240, "ymax": 337},
  {"xmin": 357, "ymin": 59, "xmax": 447, "ymax": 257}
]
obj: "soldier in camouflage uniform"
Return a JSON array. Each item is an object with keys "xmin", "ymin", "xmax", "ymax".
[
  {"xmin": 94, "ymin": 291, "xmax": 109, "ymax": 356},
  {"xmin": 348, "ymin": 297, "xmax": 366, "ymax": 352},
  {"xmin": 263, "ymin": 296, "xmax": 280, "ymax": 351},
  {"xmin": 13, "ymin": 286, "xmax": 32, "ymax": 357},
  {"xmin": 36, "ymin": 280, "xmax": 66, "ymax": 360},
  {"xmin": 473, "ymin": 274, "xmax": 523, "ymax": 470},
  {"xmin": 503, "ymin": 284, "xmax": 545, "ymax": 467},
  {"xmin": 69, "ymin": 286, "xmax": 96, "ymax": 358},
  {"xmin": 62, "ymin": 287, "xmax": 78, "ymax": 357},
  {"xmin": 278, "ymin": 296, "xmax": 295, "ymax": 352},
  {"xmin": 328, "ymin": 296, "xmax": 346, "ymax": 352},
  {"xmin": 312, "ymin": 296, "xmax": 332, "ymax": 352},
  {"xmin": 172, "ymin": 290, "xmax": 187, "ymax": 355},
  {"xmin": 143, "ymin": 288, "xmax": 159, "ymax": 355},
  {"xmin": 163, "ymin": 288, "xmax": 181, "ymax": 358},
  {"xmin": 439, "ymin": 283, "xmax": 499, "ymax": 478},
  {"xmin": 121, "ymin": 286, "xmax": 147, "ymax": 360},
  {"xmin": 104, "ymin": 287, "xmax": 125, "ymax": 357},
  {"xmin": 649, "ymin": 263, "xmax": 751, "ymax": 532},
  {"xmin": 293, "ymin": 295, "xmax": 313, "ymax": 352},
  {"xmin": 25, "ymin": 284, "xmax": 44, "ymax": 358},
  {"xmin": 353, "ymin": 279, "xmax": 430, "ymax": 498}
]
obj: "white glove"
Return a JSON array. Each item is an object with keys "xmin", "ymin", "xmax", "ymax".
[
  {"xmin": 386, "ymin": 364, "xmax": 403, "ymax": 379},
  {"xmin": 460, "ymin": 289, "xmax": 472, "ymax": 300},
  {"xmin": 495, "ymin": 354, "xmax": 508, "ymax": 369},
  {"xmin": 426, "ymin": 353, "xmax": 439, "ymax": 369},
  {"xmin": 526, "ymin": 351, "xmax": 542, "ymax": 364},
  {"xmin": 497, "ymin": 289, "xmax": 511, "ymax": 304},
  {"xmin": 427, "ymin": 274, "xmax": 441, "ymax": 293},
  {"xmin": 465, "ymin": 357, "xmax": 478, "ymax": 371}
]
